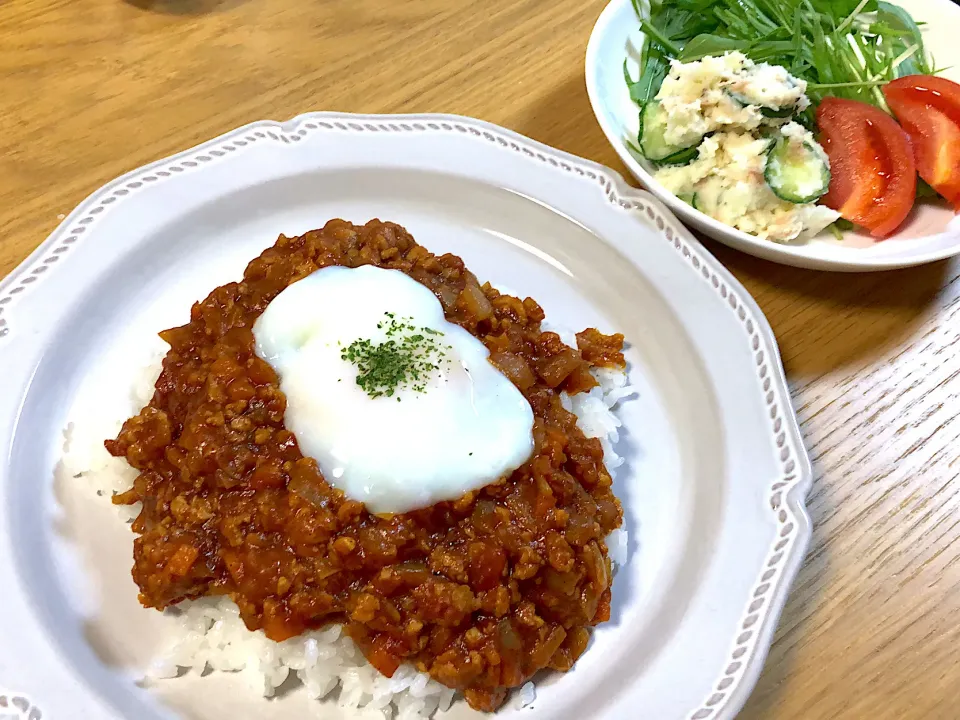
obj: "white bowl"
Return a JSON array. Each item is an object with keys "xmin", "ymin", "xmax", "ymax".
[{"xmin": 585, "ymin": 0, "xmax": 960, "ymax": 271}]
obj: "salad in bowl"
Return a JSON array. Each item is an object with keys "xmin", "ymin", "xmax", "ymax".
[{"xmin": 586, "ymin": 0, "xmax": 960, "ymax": 270}]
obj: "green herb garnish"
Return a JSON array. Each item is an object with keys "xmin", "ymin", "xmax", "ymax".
[{"xmin": 341, "ymin": 313, "xmax": 450, "ymax": 399}]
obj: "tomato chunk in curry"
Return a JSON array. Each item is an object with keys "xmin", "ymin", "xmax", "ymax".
[{"xmin": 106, "ymin": 219, "xmax": 626, "ymax": 711}]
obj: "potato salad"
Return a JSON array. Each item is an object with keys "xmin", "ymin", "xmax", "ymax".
[{"xmin": 640, "ymin": 52, "xmax": 839, "ymax": 242}]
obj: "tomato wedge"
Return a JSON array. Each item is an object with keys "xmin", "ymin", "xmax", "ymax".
[
  {"xmin": 816, "ymin": 97, "xmax": 917, "ymax": 237},
  {"xmin": 885, "ymin": 75, "xmax": 960, "ymax": 125},
  {"xmin": 884, "ymin": 76, "xmax": 960, "ymax": 209}
]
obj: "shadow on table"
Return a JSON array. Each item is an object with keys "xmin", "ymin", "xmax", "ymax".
[
  {"xmin": 124, "ymin": 0, "xmax": 248, "ymax": 15},
  {"xmin": 509, "ymin": 73, "xmax": 631, "ymax": 179},
  {"xmin": 734, "ymin": 540, "xmax": 830, "ymax": 719},
  {"xmin": 707, "ymin": 253, "xmax": 955, "ymax": 714},
  {"xmin": 710, "ymin": 245, "xmax": 955, "ymax": 378}
]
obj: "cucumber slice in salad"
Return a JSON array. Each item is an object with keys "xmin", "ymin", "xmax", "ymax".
[
  {"xmin": 658, "ymin": 145, "xmax": 699, "ymax": 166},
  {"xmin": 760, "ymin": 105, "xmax": 796, "ymax": 119},
  {"xmin": 639, "ymin": 101, "xmax": 701, "ymax": 164},
  {"xmin": 764, "ymin": 135, "xmax": 830, "ymax": 204},
  {"xmin": 725, "ymin": 91, "xmax": 798, "ymax": 119}
]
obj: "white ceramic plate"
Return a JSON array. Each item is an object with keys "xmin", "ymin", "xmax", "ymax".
[
  {"xmin": 586, "ymin": 0, "xmax": 960, "ymax": 271},
  {"xmin": 0, "ymin": 113, "xmax": 811, "ymax": 720}
]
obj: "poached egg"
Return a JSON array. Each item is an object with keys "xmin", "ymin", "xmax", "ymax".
[{"xmin": 252, "ymin": 265, "xmax": 535, "ymax": 514}]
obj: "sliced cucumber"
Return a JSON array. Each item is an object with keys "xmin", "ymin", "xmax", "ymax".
[
  {"xmin": 659, "ymin": 145, "xmax": 699, "ymax": 166},
  {"xmin": 724, "ymin": 90, "xmax": 748, "ymax": 109},
  {"xmin": 639, "ymin": 101, "xmax": 701, "ymax": 163},
  {"xmin": 676, "ymin": 192, "xmax": 698, "ymax": 210},
  {"xmin": 764, "ymin": 135, "xmax": 830, "ymax": 204},
  {"xmin": 725, "ymin": 91, "xmax": 797, "ymax": 119},
  {"xmin": 760, "ymin": 105, "xmax": 795, "ymax": 119}
]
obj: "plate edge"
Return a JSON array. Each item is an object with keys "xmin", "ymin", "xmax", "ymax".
[{"xmin": 0, "ymin": 111, "xmax": 814, "ymax": 720}]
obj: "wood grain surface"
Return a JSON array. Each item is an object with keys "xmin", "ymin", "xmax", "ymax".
[{"xmin": 2, "ymin": 1, "xmax": 958, "ymax": 718}]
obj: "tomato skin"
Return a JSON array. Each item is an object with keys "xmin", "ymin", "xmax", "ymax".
[
  {"xmin": 818, "ymin": 102, "xmax": 885, "ymax": 220},
  {"xmin": 816, "ymin": 97, "xmax": 917, "ymax": 238},
  {"xmin": 885, "ymin": 75, "xmax": 960, "ymax": 127},
  {"xmin": 884, "ymin": 77, "xmax": 960, "ymax": 210}
]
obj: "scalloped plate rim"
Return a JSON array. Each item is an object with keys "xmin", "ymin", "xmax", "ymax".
[{"xmin": 0, "ymin": 111, "xmax": 812, "ymax": 720}]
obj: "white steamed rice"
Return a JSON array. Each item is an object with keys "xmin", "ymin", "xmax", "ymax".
[{"xmin": 63, "ymin": 335, "xmax": 635, "ymax": 718}]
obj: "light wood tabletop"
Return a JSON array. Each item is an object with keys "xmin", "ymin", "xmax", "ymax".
[{"xmin": 3, "ymin": 0, "xmax": 959, "ymax": 718}]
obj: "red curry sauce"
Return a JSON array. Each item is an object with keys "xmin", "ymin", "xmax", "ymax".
[{"xmin": 106, "ymin": 219, "xmax": 625, "ymax": 711}]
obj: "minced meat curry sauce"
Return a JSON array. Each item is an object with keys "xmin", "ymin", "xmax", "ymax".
[{"xmin": 106, "ymin": 219, "xmax": 626, "ymax": 711}]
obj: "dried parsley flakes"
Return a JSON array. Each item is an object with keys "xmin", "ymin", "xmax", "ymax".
[{"xmin": 341, "ymin": 313, "xmax": 450, "ymax": 399}]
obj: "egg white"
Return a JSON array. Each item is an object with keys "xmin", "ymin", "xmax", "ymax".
[{"xmin": 253, "ymin": 265, "xmax": 535, "ymax": 514}]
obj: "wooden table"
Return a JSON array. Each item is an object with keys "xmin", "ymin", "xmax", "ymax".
[{"xmin": 3, "ymin": 1, "xmax": 958, "ymax": 718}]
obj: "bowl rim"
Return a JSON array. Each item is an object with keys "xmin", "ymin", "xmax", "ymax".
[{"xmin": 584, "ymin": 0, "xmax": 960, "ymax": 272}]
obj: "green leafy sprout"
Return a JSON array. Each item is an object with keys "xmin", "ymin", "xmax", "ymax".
[{"xmin": 625, "ymin": 0, "xmax": 938, "ymax": 122}]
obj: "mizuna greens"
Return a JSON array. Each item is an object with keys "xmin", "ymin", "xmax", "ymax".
[{"xmin": 625, "ymin": 0, "xmax": 937, "ymax": 123}]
